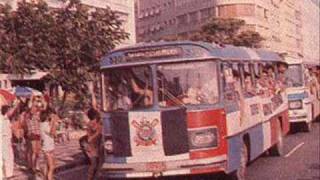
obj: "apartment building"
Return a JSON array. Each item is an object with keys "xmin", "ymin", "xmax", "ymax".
[
  {"xmin": 135, "ymin": 0, "xmax": 216, "ymax": 41},
  {"xmin": 136, "ymin": 0, "xmax": 319, "ymax": 63},
  {"xmin": 300, "ymin": 0, "xmax": 320, "ymax": 63}
]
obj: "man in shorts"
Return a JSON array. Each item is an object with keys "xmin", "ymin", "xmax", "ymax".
[{"xmin": 23, "ymin": 96, "xmax": 43, "ymax": 173}]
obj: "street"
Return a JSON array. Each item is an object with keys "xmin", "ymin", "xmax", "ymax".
[
  {"xmin": 55, "ymin": 121, "xmax": 320, "ymax": 180},
  {"xmin": 246, "ymin": 121, "xmax": 320, "ymax": 180}
]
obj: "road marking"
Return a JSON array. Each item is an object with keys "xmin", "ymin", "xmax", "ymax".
[{"xmin": 285, "ymin": 142, "xmax": 305, "ymax": 158}]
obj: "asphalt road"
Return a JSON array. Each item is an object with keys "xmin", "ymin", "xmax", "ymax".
[
  {"xmin": 246, "ymin": 121, "xmax": 320, "ymax": 180},
  {"xmin": 57, "ymin": 121, "xmax": 320, "ymax": 180}
]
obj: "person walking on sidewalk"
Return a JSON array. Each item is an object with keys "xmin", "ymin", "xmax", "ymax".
[
  {"xmin": 1, "ymin": 105, "xmax": 15, "ymax": 179},
  {"xmin": 40, "ymin": 108, "xmax": 58, "ymax": 180},
  {"xmin": 86, "ymin": 108, "xmax": 102, "ymax": 180},
  {"xmin": 23, "ymin": 96, "xmax": 44, "ymax": 173}
]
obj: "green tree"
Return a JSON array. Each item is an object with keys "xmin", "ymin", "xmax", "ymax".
[
  {"xmin": 189, "ymin": 18, "xmax": 264, "ymax": 48},
  {"xmin": 0, "ymin": 0, "xmax": 128, "ymax": 108}
]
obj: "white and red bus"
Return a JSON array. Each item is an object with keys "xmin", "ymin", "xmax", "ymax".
[
  {"xmin": 99, "ymin": 41, "xmax": 289, "ymax": 179},
  {"xmin": 285, "ymin": 60, "xmax": 320, "ymax": 131}
]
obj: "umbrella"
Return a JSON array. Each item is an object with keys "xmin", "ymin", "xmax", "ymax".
[
  {"xmin": 0, "ymin": 89, "xmax": 16, "ymax": 106},
  {"xmin": 12, "ymin": 86, "xmax": 42, "ymax": 97}
]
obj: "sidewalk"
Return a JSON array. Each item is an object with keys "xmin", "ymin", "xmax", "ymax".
[{"xmin": 12, "ymin": 139, "xmax": 87, "ymax": 180}]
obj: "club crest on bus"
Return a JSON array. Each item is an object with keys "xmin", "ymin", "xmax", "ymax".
[{"xmin": 132, "ymin": 118, "xmax": 159, "ymax": 146}]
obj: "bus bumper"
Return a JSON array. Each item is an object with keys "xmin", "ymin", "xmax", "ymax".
[
  {"xmin": 289, "ymin": 110, "xmax": 308, "ymax": 123},
  {"xmin": 101, "ymin": 155, "xmax": 227, "ymax": 178}
]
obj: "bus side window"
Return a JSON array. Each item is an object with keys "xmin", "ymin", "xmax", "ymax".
[
  {"xmin": 257, "ymin": 63, "xmax": 276, "ymax": 97},
  {"xmin": 243, "ymin": 63, "xmax": 256, "ymax": 98},
  {"xmin": 222, "ymin": 63, "xmax": 235, "ymax": 101},
  {"xmin": 222, "ymin": 63, "xmax": 242, "ymax": 101}
]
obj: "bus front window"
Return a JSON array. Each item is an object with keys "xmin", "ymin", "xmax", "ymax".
[
  {"xmin": 285, "ymin": 65, "xmax": 303, "ymax": 87},
  {"xmin": 103, "ymin": 66, "xmax": 153, "ymax": 112},
  {"xmin": 157, "ymin": 61, "xmax": 219, "ymax": 107}
]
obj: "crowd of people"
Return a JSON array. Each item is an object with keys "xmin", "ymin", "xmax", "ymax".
[
  {"xmin": 0, "ymin": 92, "xmax": 103, "ymax": 180},
  {"xmin": 0, "ymin": 95, "xmax": 58, "ymax": 180}
]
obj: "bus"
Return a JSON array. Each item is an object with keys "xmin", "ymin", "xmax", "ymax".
[
  {"xmin": 285, "ymin": 60, "xmax": 320, "ymax": 132},
  {"xmin": 99, "ymin": 41, "xmax": 289, "ymax": 179}
]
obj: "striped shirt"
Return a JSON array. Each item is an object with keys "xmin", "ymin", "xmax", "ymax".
[{"xmin": 25, "ymin": 112, "xmax": 41, "ymax": 136}]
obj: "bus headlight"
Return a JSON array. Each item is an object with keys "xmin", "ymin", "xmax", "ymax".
[
  {"xmin": 189, "ymin": 128, "xmax": 218, "ymax": 150},
  {"xmin": 289, "ymin": 100, "xmax": 303, "ymax": 109},
  {"xmin": 104, "ymin": 139, "xmax": 113, "ymax": 153}
]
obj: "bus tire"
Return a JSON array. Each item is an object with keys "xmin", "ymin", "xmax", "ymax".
[
  {"xmin": 304, "ymin": 122, "xmax": 312, "ymax": 132},
  {"xmin": 231, "ymin": 142, "xmax": 248, "ymax": 180},
  {"xmin": 269, "ymin": 124, "xmax": 284, "ymax": 156}
]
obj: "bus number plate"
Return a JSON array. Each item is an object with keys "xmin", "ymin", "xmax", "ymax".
[{"xmin": 146, "ymin": 162, "xmax": 166, "ymax": 172}]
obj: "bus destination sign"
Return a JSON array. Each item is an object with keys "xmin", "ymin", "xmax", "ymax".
[
  {"xmin": 109, "ymin": 47, "xmax": 183, "ymax": 65},
  {"xmin": 127, "ymin": 47, "xmax": 182, "ymax": 59}
]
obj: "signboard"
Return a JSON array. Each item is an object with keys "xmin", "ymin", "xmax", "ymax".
[
  {"xmin": 102, "ymin": 44, "xmax": 211, "ymax": 67},
  {"xmin": 126, "ymin": 47, "xmax": 182, "ymax": 59}
]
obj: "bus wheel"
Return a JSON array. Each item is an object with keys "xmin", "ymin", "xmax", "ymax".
[
  {"xmin": 304, "ymin": 122, "xmax": 312, "ymax": 132},
  {"xmin": 304, "ymin": 106, "xmax": 314, "ymax": 132},
  {"xmin": 269, "ymin": 124, "xmax": 284, "ymax": 156},
  {"xmin": 231, "ymin": 142, "xmax": 248, "ymax": 180}
]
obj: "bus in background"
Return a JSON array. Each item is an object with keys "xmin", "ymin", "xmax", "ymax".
[
  {"xmin": 99, "ymin": 41, "xmax": 289, "ymax": 179},
  {"xmin": 285, "ymin": 60, "xmax": 320, "ymax": 132}
]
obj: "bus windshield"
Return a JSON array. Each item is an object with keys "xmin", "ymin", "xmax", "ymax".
[
  {"xmin": 286, "ymin": 64, "xmax": 303, "ymax": 87},
  {"xmin": 103, "ymin": 66, "xmax": 153, "ymax": 111},
  {"xmin": 157, "ymin": 61, "xmax": 219, "ymax": 107}
]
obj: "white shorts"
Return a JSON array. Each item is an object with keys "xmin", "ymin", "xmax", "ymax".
[{"xmin": 42, "ymin": 137, "xmax": 55, "ymax": 152}]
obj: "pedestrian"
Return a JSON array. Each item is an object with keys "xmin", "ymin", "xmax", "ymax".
[
  {"xmin": 1, "ymin": 105, "xmax": 15, "ymax": 179},
  {"xmin": 11, "ymin": 100, "xmax": 28, "ymax": 167},
  {"xmin": 86, "ymin": 108, "xmax": 102, "ymax": 180},
  {"xmin": 40, "ymin": 108, "xmax": 58, "ymax": 180},
  {"xmin": 23, "ymin": 95, "xmax": 43, "ymax": 173},
  {"xmin": 0, "ymin": 105, "xmax": 3, "ymax": 180}
]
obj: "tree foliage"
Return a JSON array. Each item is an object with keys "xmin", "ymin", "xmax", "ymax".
[
  {"xmin": 0, "ymin": 0, "xmax": 128, "ymax": 101},
  {"xmin": 187, "ymin": 18, "xmax": 264, "ymax": 48}
]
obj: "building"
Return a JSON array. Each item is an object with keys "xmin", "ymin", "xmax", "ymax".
[
  {"xmin": 135, "ymin": 0, "xmax": 216, "ymax": 41},
  {"xmin": 135, "ymin": 0, "xmax": 319, "ymax": 63},
  {"xmin": 0, "ymin": 0, "xmax": 136, "ymax": 46},
  {"xmin": 300, "ymin": 0, "xmax": 320, "ymax": 63}
]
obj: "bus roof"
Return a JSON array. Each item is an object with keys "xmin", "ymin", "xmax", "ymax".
[
  {"xmin": 285, "ymin": 58, "xmax": 320, "ymax": 66},
  {"xmin": 100, "ymin": 41, "xmax": 284, "ymax": 69}
]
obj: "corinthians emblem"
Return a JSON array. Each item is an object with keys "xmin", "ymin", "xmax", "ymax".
[{"xmin": 132, "ymin": 117, "xmax": 159, "ymax": 146}]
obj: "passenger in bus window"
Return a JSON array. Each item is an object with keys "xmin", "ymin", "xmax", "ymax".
[
  {"xmin": 232, "ymin": 70, "xmax": 245, "ymax": 123},
  {"xmin": 257, "ymin": 70, "xmax": 270, "ymax": 97},
  {"xmin": 232, "ymin": 70, "xmax": 242, "ymax": 99},
  {"xmin": 276, "ymin": 63, "xmax": 288, "ymax": 92},
  {"xmin": 309, "ymin": 68, "xmax": 319, "ymax": 95},
  {"xmin": 304, "ymin": 68, "xmax": 314, "ymax": 94},
  {"xmin": 244, "ymin": 72, "xmax": 256, "ymax": 98},
  {"xmin": 130, "ymin": 78, "xmax": 153, "ymax": 106},
  {"xmin": 113, "ymin": 84, "xmax": 132, "ymax": 111},
  {"xmin": 257, "ymin": 66, "xmax": 276, "ymax": 97},
  {"xmin": 199, "ymin": 78, "xmax": 219, "ymax": 104},
  {"xmin": 182, "ymin": 87, "xmax": 203, "ymax": 104}
]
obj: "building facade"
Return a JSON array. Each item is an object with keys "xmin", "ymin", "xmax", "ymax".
[
  {"xmin": 0, "ymin": 0, "xmax": 136, "ymax": 47},
  {"xmin": 135, "ymin": 0, "xmax": 216, "ymax": 41},
  {"xmin": 136, "ymin": 0, "xmax": 319, "ymax": 63},
  {"xmin": 300, "ymin": 0, "xmax": 320, "ymax": 63}
]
